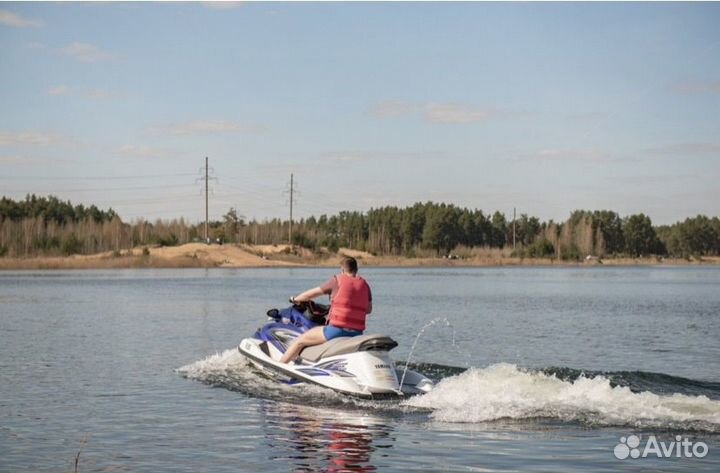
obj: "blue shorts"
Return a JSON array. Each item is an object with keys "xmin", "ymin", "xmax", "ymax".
[{"xmin": 323, "ymin": 325, "xmax": 363, "ymax": 341}]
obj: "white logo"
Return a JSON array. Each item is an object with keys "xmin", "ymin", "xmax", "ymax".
[
  {"xmin": 614, "ymin": 435, "xmax": 708, "ymax": 460},
  {"xmin": 614, "ymin": 435, "xmax": 642, "ymax": 459}
]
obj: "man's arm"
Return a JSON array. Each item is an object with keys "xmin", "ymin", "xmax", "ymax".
[
  {"xmin": 293, "ymin": 286, "xmax": 325, "ymax": 302},
  {"xmin": 366, "ymin": 285, "xmax": 373, "ymax": 314}
]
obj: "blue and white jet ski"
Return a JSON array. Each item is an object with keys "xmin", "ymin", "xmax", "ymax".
[{"xmin": 238, "ymin": 301, "xmax": 433, "ymax": 398}]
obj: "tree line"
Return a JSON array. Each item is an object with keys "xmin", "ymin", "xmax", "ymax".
[
  {"xmin": 0, "ymin": 195, "xmax": 192, "ymax": 257},
  {"xmin": 1, "ymin": 195, "xmax": 719, "ymax": 259}
]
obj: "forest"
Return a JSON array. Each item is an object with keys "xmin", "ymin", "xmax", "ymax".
[{"xmin": 1, "ymin": 195, "xmax": 719, "ymax": 260}]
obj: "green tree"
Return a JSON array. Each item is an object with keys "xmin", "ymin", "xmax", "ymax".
[
  {"xmin": 592, "ymin": 210, "xmax": 624, "ymax": 254},
  {"xmin": 489, "ymin": 211, "xmax": 507, "ymax": 248},
  {"xmin": 677, "ymin": 215, "xmax": 718, "ymax": 256},
  {"xmin": 514, "ymin": 214, "xmax": 541, "ymax": 246},
  {"xmin": 61, "ymin": 233, "xmax": 83, "ymax": 255},
  {"xmin": 223, "ymin": 207, "xmax": 243, "ymax": 243},
  {"xmin": 400, "ymin": 203, "xmax": 426, "ymax": 251},
  {"xmin": 421, "ymin": 204, "xmax": 462, "ymax": 253},
  {"xmin": 623, "ymin": 214, "xmax": 663, "ymax": 256}
]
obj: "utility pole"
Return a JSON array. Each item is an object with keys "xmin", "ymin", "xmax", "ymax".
[
  {"xmin": 289, "ymin": 173, "xmax": 294, "ymax": 244},
  {"xmin": 205, "ymin": 157, "xmax": 209, "ymax": 243},
  {"xmin": 196, "ymin": 157, "xmax": 216, "ymax": 244},
  {"xmin": 513, "ymin": 207, "xmax": 516, "ymax": 250}
]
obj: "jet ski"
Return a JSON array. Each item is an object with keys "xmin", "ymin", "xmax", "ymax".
[{"xmin": 238, "ymin": 300, "xmax": 434, "ymax": 398}]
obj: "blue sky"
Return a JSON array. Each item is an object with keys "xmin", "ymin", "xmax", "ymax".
[{"xmin": 1, "ymin": 2, "xmax": 719, "ymax": 225}]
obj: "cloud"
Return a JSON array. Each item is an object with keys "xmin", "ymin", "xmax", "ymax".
[
  {"xmin": 151, "ymin": 120, "xmax": 266, "ymax": 136},
  {"xmin": 0, "ymin": 130, "xmax": 63, "ymax": 146},
  {"xmin": 424, "ymin": 103, "xmax": 497, "ymax": 124},
  {"xmin": 59, "ymin": 42, "xmax": 114, "ymax": 63},
  {"xmin": 85, "ymin": 89, "xmax": 116, "ymax": 100},
  {"xmin": 521, "ymin": 148, "xmax": 641, "ymax": 165},
  {"xmin": 47, "ymin": 85, "xmax": 70, "ymax": 96},
  {"xmin": 322, "ymin": 153, "xmax": 367, "ymax": 164},
  {"xmin": 47, "ymin": 85, "xmax": 119, "ymax": 100},
  {"xmin": 673, "ymin": 80, "xmax": 720, "ymax": 95},
  {"xmin": 204, "ymin": 1, "xmax": 244, "ymax": 9},
  {"xmin": 307, "ymin": 150, "xmax": 442, "ymax": 170},
  {"xmin": 258, "ymin": 149, "xmax": 439, "ymax": 177},
  {"xmin": 371, "ymin": 101, "xmax": 500, "ymax": 124},
  {"xmin": 0, "ymin": 155, "xmax": 58, "ymax": 166},
  {"xmin": 370, "ymin": 101, "xmax": 419, "ymax": 118},
  {"xmin": 606, "ymin": 173, "xmax": 701, "ymax": 185},
  {"xmin": 645, "ymin": 142, "xmax": 720, "ymax": 155},
  {"xmin": 0, "ymin": 10, "xmax": 43, "ymax": 28},
  {"xmin": 0, "ymin": 155, "xmax": 23, "ymax": 164},
  {"xmin": 568, "ymin": 111, "xmax": 607, "ymax": 120},
  {"xmin": 119, "ymin": 144, "xmax": 175, "ymax": 160},
  {"xmin": 530, "ymin": 148, "xmax": 609, "ymax": 162}
]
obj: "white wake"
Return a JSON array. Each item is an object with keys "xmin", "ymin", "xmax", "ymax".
[{"xmin": 403, "ymin": 363, "xmax": 720, "ymax": 431}]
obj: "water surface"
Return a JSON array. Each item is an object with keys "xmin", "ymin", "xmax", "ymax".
[{"xmin": 1, "ymin": 267, "xmax": 719, "ymax": 472}]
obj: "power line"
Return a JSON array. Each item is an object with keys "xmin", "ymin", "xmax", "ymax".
[
  {"xmin": 119, "ymin": 210, "xmax": 196, "ymax": 219},
  {"xmin": 209, "ymin": 187, "xmax": 287, "ymax": 199},
  {"xmin": 2, "ymin": 183, "xmax": 196, "ymax": 193},
  {"xmin": 0, "ymin": 172, "xmax": 198, "ymax": 181},
  {"xmin": 99, "ymin": 194, "xmax": 210, "ymax": 206},
  {"xmin": 3, "ymin": 164, "xmax": 344, "ymax": 224}
]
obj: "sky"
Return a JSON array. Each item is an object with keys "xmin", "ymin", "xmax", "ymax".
[{"xmin": 1, "ymin": 1, "xmax": 719, "ymax": 225}]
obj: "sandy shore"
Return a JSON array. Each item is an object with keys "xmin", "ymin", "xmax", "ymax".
[{"xmin": 0, "ymin": 243, "xmax": 718, "ymax": 270}]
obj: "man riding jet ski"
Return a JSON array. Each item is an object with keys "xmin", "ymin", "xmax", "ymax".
[{"xmin": 238, "ymin": 257, "xmax": 433, "ymax": 397}]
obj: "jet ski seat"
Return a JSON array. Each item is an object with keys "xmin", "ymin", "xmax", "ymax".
[{"xmin": 300, "ymin": 334, "xmax": 398, "ymax": 362}]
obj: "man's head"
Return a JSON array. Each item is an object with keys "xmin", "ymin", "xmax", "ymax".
[{"xmin": 340, "ymin": 256, "xmax": 358, "ymax": 275}]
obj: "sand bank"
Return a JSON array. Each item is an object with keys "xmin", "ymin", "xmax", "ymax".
[{"xmin": 1, "ymin": 243, "xmax": 718, "ymax": 270}]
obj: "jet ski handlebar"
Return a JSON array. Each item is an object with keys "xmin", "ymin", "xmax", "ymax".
[{"xmin": 289, "ymin": 298, "xmax": 330, "ymax": 318}]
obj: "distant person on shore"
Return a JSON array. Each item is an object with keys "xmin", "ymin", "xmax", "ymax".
[{"xmin": 280, "ymin": 256, "xmax": 372, "ymax": 364}]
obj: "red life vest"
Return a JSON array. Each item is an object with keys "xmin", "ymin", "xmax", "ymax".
[{"xmin": 329, "ymin": 274, "xmax": 370, "ymax": 331}]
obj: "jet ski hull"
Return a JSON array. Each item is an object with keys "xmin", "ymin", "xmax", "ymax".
[{"xmin": 238, "ymin": 337, "xmax": 432, "ymax": 398}]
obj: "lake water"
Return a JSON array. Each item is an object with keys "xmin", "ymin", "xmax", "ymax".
[{"xmin": 1, "ymin": 267, "xmax": 719, "ymax": 472}]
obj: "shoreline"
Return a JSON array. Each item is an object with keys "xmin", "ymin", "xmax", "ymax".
[{"xmin": 1, "ymin": 243, "xmax": 718, "ymax": 270}]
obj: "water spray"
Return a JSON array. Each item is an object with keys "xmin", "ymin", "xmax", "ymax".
[{"xmin": 400, "ymin": 317, "xmax": 455, "ymax": 389}]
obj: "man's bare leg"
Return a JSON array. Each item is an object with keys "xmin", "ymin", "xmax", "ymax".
[{"xmin": 279, "ymin": 326, "xmax": 326, "ymax": 363}]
